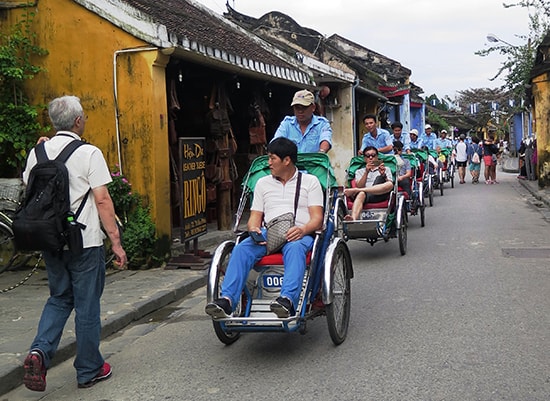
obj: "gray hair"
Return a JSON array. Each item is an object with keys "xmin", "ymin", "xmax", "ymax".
[{"xmin": 48, "ymin": 95, "xmax": 84, "ymax": 131}]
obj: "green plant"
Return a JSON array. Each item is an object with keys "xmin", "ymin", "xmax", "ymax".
[
  {"xmin": 0, "ymin": 8, "xmax": 49, "ymax": 177},
  {"xmin": 122, "ymin": 203, "xmax": 159, "ymax": 268},
  {"xmin": 107, "ymin": 166, "xmax": 160, "ymax": 269},
  {"xmin": 107, "ymin": 165, "xmax": 139, "ymax": 223}
]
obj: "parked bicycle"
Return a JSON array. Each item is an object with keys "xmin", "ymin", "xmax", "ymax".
[{"xmin": 0, "ymin": 183, "xmax": 37, "ymax": 274}]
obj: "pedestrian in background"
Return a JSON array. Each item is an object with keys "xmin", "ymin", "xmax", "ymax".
[
  {"xmin": 468, "ymin": 136, "xmax": 482, "ymax": 184},
  {"xmin": 482, "ymin": 135, "xmax": 499, "ymax": 184},
  {"xmin": 455, "ymin": 134, "xmax": 468, "ymax": 184},
  {"xmin": 22, "ymin": 95, "xmax": 127, "ymax": 392},
  {"xmin": 273, "ymin": 89, "xmax": 332, "ymax": 153}
]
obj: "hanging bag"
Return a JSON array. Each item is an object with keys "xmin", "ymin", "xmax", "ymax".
[
  {"xmin": 266, "ymin": 173, "xmax": 302, "ymax": 254},
  {"xmin": 249, "ymin": 105, "xmax": 267, "ymax": 145}
]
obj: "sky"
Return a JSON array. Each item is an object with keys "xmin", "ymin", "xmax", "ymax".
[{"xmin": 192, "ymin": 0, "xmax": 532, "ymax": 99}]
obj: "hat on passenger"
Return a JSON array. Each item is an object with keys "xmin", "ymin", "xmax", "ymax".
[
  {"xmin": 441, "ymin": 129, "xmax": 447, "ymax": 134},
  {"xmin": 291, "ymin": 90, "xmax": 315, "ymax": 106},
  {"xmin": 410, "ymin": 129, "xmax": 419, "ymax": 136},
  {"xmin": 425, "ymin": 124, "xmax": 432, "ymax": 130}
]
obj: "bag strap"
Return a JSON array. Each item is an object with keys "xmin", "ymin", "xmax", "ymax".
[
  {"xmin": 293, "ymin": 172, "xmax": 302, "ymax": 222},
  {"xmin": 36, "ymin": 138, "xmax": 91, "ymax": 223}
]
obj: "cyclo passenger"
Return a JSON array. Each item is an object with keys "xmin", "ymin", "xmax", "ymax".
[
  {"xmin": 343, "ymin": 146, "xmax": 393, "ymax": 221},
  {"xmin": 205, "ymin": 137, "xmax": 324, "ymax": 319},
  {"xmin": 393, "ymin": 140, "xmax": 412, "ymax": 197}
]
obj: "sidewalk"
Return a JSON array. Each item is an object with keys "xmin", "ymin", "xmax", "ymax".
[
  {"xmin": 501, "ymin": 155, "xmax": 550, "ymax": 209},
  {"xmin": 0, "ymin": 226, "xmax": 235, "ymax": 396}
]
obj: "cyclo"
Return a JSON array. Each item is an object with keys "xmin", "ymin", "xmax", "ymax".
[
  {"xmin": 401, "ymin": 152, "xmax": 426, "ymax": 227},
  {"xmin": 411, "ymin": 148, "xmax": 436, "ymax": 206},
  {"xmin": 206, "ymin": 153, "xmax": 353, "ymax": 345},
  {"xmin": 439, "ymin": 147, "xmax": 455, "ymax": 189},
  {"xmin": 335, "ymin": 153, "xmax": 408, "ymax": 256}
]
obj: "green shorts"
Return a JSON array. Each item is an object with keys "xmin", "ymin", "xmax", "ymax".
[{"xmin": 469, "ymin": 162, "xmax": 481, "ymax": 171}]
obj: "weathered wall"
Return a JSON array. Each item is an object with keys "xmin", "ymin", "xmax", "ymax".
[
  {"xmin": 4, "ymin": 2, "xmax": 171, "ymax": 241},
  {"xmin": 329, "ymin": 85, "xmax": 355, "ymax": 185},
  {"xmin": 531, "ymin": 72, "xmax": 550, "ymax": 188}
]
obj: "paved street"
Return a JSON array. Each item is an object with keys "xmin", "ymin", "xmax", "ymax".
[{"xmin": 3, "ymin": 169, "xmax": 550, "ymax": 401}]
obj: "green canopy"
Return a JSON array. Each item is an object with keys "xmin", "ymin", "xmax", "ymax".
[
  {"xmin": 401, "ymin": 153, "xmax": 420, "ymax": 169},
  {"xmin": 411, "ymin": 148, "xmax": 428, "ymax": 163},
  {"xmin": 243, "ymin": 152, "xmax": 337, "ymax": 194}
]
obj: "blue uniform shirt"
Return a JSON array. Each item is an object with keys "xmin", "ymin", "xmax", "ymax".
[
  {"xmin": 420, "ymin": 133, "xmax": 436, "ymax": 150},
  {"xmin": 273, "ymin": 115, "xmax": 332, "ymax": 153},
  {"xmin": 410, "ymin": 137, "xmax": 423, "ymax": 149},
  {"xmin": 391, "ymin": 132, "xmax": 411, "ymax": 151},
  {"xmin": 361, "ymin": 128, "xmax": 393, "ymax": 154},
  {"xmin": 434, "ymin": 137, "xmax": 452, "ymax": 149}
]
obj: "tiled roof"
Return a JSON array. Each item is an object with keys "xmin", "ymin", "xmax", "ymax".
[{"xmin": 85, "ymin": 0, "xmax": 313, "ymax": 85}]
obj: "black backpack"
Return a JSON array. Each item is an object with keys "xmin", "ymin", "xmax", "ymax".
[{"xmin": 13, "ymin": 140, "xmax": 89, "ymax": 254}]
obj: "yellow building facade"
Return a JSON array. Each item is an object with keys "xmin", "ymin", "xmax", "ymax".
[{"xmin": 4, "ymin": 1, "xmax": 172, "ymax": 247}]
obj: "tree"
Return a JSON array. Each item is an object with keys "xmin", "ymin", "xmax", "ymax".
[
  {"xmin": 455, "ymin": 87, "xmax": 513, "ymax": 139},
  {"xmin": 475, "ymin": 1, "xmax": 550, "ymax": 103},
  {"xmin": 0, "ymin": 9, "xmax": 48, "ymax": 177}
]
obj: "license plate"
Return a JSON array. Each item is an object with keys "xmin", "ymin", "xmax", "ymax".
[
  {"xmin": 262, "ymin": 274, "xmax": 284, "ymax": 288},
  {"xmin": 360, "ymin": 211, "xmax": 375, "ymax": 220}
]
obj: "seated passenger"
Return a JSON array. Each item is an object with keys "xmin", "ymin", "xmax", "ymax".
[
  {"xmin": 344, "ymin": 146, "xmax": 394, "ymax": 220},
  {"xmin": 205, "ymin": 137, "xmax": 324, "ymax": 319},
  {"xmin": 393, "ymin": 141, "xmax": 412, "ymax": 196},
  {"xmin": 424, "ymin": 146, "xmax": 440, "ymax": 175}
]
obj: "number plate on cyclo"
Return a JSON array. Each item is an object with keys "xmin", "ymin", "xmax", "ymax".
[{"xmin": 262, "ymin": 274, "xmax": 283, "ymax": 288}]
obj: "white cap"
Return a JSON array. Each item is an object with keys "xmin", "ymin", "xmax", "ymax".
[{"xmin": 425, "ymin": 124, "xmax": 432, "ymax": 130}]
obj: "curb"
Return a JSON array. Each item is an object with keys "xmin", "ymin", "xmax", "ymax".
[{"xmin": 0, "ymin": 273, "xmax": 208, "ymax": 396}]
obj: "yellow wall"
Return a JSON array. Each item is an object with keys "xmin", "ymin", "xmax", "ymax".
[
  {"xmin": 531, "ymin": 72, "xmax": 550, "ymax": 187},
  {"xmin": 5, "ymin": 2, "xmax": 171, "ymax": 242}
]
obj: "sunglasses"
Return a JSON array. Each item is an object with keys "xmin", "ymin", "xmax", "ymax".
[{"xmin": 364, "ymin": 153, "xmax": 377, "ymax": 158}]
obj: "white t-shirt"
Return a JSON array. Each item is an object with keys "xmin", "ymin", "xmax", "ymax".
[
  {"xmin": 251, "ymin": 168, "xmax": 324, "ymax": 226},
  {"xmin": 22, "ymin": 132, "xmax": 112, "ymax": 248},
  {"xmin": 355, "ymin": 167, "xmax": 393, "ymax": 185},
  {"xmin": 455, "ymin": 141, "xmax": 468, "ymax": 162}
]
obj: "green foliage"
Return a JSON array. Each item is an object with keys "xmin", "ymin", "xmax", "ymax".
[
  {"xmin": 107, "ymin": 166, "xmax": 161, "ymax": 269},
  {"xmin": 122, "ymin": 203, "xmax": 160, "ymax": 269},
  {"xmin": 107, "ymin": 165, "xmax": 139, "ymax": 222},
  {"xmin": 426, "ymin": 110, "xmax": 450, "ymax": 132},
  {"xmin": 0, "ymin": 9, "xmax": 48, "ymax": 177},
  {"xmin": 476, "ymin": 2, "xmax": 550, "ymax": 102}
]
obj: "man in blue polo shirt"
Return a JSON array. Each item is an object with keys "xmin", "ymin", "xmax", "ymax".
[
  {"xmin": 273, "ymin": 89, "xmax": 332, "ymax": 154},
  {"xmin": 420, "ymin": 124, "xmax": 436, "ymax": 150},
  {"xmin": 359, "ymin": 113, "xmax": 393, "ymax": 155}
]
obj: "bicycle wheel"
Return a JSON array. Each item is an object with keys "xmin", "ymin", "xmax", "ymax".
[
  {"xmin": 210, "ymin": 242, "xmax": 242, "ymax": 345},
  {"xmin": 326, "ymin": 240, "xmax": 352, "ymax": 345},
  {"xmin": 0, "ymin": 222, "xmax": 16, "ymax": 274}
]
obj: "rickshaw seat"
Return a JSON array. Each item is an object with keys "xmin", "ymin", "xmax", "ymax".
[
  {"xmin": 346, "ymin": 178, "xmax": 390, "ymax": 210},
  {"xmin": 255, "ymin": 251, "xmax": 312, "ymax": 266}
]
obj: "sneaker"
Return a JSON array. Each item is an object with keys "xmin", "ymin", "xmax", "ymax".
[
  {"xmin": 78, "ymin": 362, "xmax": 112, "ymax": 388},
  {"xmin": 270, "ymin": 296, "xmax": 295, "ymax": 318},
  {"xmin": 205, "ymin": 297, "xmax": 232, "ymax": 318},
  {"xmin": 23, "ymin": 350, "xmax": 47, "ymax": 392}
]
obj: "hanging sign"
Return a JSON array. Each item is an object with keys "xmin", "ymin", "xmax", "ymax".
[{"xmin": 179, "ymin": 137, "xmax": 207, "ymax": 241}]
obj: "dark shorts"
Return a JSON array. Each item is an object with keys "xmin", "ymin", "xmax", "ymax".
[{"xmin": 456, "ymin": 161, "xmax": 467, "ymax": 168}]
